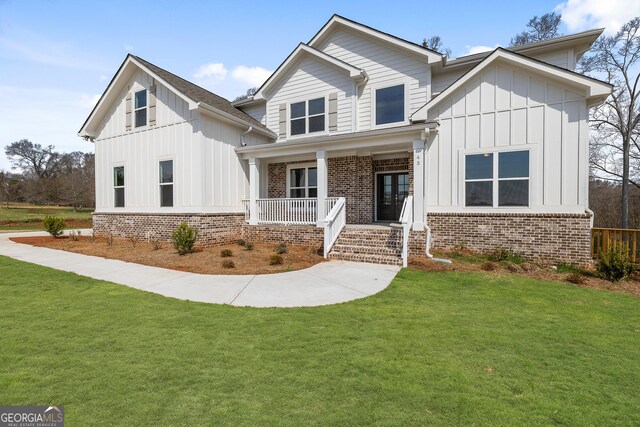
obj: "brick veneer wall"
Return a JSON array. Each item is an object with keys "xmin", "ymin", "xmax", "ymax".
[
  {"xmin": 241, "ymin": 224, "xmax": 323, "ymax": 247},
  {"xmin": 328, "ymin": 156, "xmax": 373, "ymax": 223},
  {"xmin": 427, "ymin": 212, "xmax": 592, "ymax": 263},
  {"xmin": 93, "ymin": 212, "xmax": 244, "ymax": 246}
]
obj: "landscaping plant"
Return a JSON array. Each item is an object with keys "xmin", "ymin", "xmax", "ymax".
[
  {"xmin": 171, "ymin": 222, "xmax": 198, "ymax": 255},
  {"xmin": 221, "ymin": 259, "xmax": 235, "ymax": 269},
  {"xmin": 487, "ymin": 247, "xmax": 525, "ymax": 264},
  {"xmin": 269, "ymin": 254, "xmax": 283, "ymax": 265},
  {"xmin": 276, "ymin": 243, "xmax": 288, "ymax": 254},
  {"xmin": 43, "ymin": 215, "xmax": 66, "ymax": 238},
  {"xmin": 244, "ymin": 242, "xmax": 254, "ymax": 251},
  {"xmin": 596, "ymin": 244, "xmax": 635, "ymax": 281},
  {"xmin": 220, "ymin": 249, "xmax": 233, "ymax": 258}
]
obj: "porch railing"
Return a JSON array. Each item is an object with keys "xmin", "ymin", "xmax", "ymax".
[
  {"xmin": 242, "ymin": 197, "xmax": 340, "ymax": 225},
  {"xmin": 400, "ymin": 195, "xmax": 413, "ymax": 268},
  {"xmin": 592, "ymin": 227, "xmax": 640, "ymax": 263},
  {"xmin": 324, "ymin": 197, "xmax": 346, "ymax": 257}
]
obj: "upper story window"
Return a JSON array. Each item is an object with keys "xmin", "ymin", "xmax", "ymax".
[
  {"xmin": 375, "ymin": 84, "xmax": 405, "ymax": 126},
  {"xmin": 159, "ymin": 160, "xmax": 174, "ymax": 207},
  {"xmin": 113, "ymin": 166, "xmax": 125, "ymax": 208},
  {"xmin": 134, "ymin": 89, "xmax": 147, "ymax": 127},
  {"xmin": 465, "ymin": 150, "xmax": 529, "ymax": 207},
  {"xmin": 290, "ymin": 97, "xmax": 325, "ymax": 136}
]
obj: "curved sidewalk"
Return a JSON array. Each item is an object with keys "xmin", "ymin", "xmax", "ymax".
[{"xmin": 0, "ymin": 231, "xmax": 399, "ymax": 308}]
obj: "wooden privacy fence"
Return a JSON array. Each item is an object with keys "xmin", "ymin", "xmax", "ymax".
[{"xmin": 591, "ymin": 228, "xmax": 640, "ymax": 263}]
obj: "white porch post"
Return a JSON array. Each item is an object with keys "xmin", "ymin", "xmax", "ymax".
[
  {"xmin": 249, "ymin": 157, "xmax": 260, "ymax": 225},
  {"xmin": 412, "ymin": 140, "xmax": 425, "ymax": 231},
  {"xmin": 316, "ymin": 149, "xmax": 328, "ymax": 227}
]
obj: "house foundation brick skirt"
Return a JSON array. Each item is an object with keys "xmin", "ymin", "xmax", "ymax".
[
  {"xmin": 427, "ymin": 212, "xmax": 592, "ymax": 263},
  {"xmin": 92, "ymin": 212, "xmax": 244, "ymax": 246},
  {"xmin": 240, "ymin": 224, "xmax": 323, "ymax": 247}
]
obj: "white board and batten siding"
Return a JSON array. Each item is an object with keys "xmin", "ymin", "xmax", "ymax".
[
  {"xmin": 425, "ymin": 61, "xmax": 589, "ymax": 213},
  {"xmin": 94, "ymin": 69, "xmax": 267, "ymax": 213},
  {"xmin": 265, "ymin": 55, "xmax": 355, "ymax": 138},
  {"xmin": 317, "ymin": 28, "xmax": 431, "ymax": 132}
]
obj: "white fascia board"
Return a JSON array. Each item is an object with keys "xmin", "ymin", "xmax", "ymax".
[
  {"xmin": 308, "ymin": 15, "xmax": 442, "ymax": 64},
  {"xmin": 197, "ymin": 102, "xmax": 277, "ymax": 139},
  {"xmin": 254, "ymin": 43, "xmax": 364, "ymax": 100},
  {"xmin": 412, "ymin": 48, "xmax": 612, "ymax": 121},
  {"xmin": 79, "ymin": 56, "xmax": 198, "ymax": 138}
]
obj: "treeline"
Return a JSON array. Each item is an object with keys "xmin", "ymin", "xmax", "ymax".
[
  {"xmin": 1, "ymin": 139, "xmax": 94, "ymax": 209},
  {"xmin": 590, "ymin": 179, "xmax": 640, "ymax": 229}
]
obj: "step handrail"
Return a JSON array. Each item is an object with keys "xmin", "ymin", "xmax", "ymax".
[
  {"xmin": 400, "ymin": 196, "xmax": 413, "ymax": 268},
  {"xmin": 323, "ymin": 197, "xmax": 346, "ymax": 258}
]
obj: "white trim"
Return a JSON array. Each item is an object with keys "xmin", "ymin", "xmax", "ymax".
[
  {"xmin": 112, "ymin": 163, "xmax": 125, "ymax": 209},
  {"xmin": 287, "ymin": 94, "xmax": 329, "ymax": 139},
  {"xmin": 373, "ymin": 169, "xmax": 409, "ymax": 222},
  {"xmin": 371, "ymin": 81, "xmax": 410, "ymax": 130},
  {"xmin": 158, "ymin": 158, "xmax": 174, "ymax": 208}
]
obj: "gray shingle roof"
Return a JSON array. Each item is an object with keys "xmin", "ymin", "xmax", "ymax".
[{"xmin": 132, "ymin": 55, "xmax": 269, "ymax": 131}]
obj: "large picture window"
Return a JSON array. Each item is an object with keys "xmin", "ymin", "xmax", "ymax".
[
  {"xmin": 288, "ymin": 166, "xmax": 317, "ymax": 198},
  {"xmin": 375, "ymin": 84, "xmax": 404, "ymax": 125},
  {"xmin": 465, "ymin": 150, "xmax": 529, "ymax": 207},
  {"xmin": 113, "ymin": 166, "xmax": 125, "ymax": 208},
  {"xmin": 134, "ymin": 89, "xmax": 147, "ymax": 127},
  {"xmin": 290, "ymin": 97, "xmax": 325, "ymax": 136},
  {"xmin": 159, "ymin": 160, "xmax": 173, "ymax": 207}
]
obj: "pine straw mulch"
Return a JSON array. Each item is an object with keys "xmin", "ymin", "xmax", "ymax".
[{"xmin": 10, "ymin": 235, "xmax": 325, "ymax": 275}]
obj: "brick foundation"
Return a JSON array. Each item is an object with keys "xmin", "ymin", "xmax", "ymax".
[
  {"xmin": 427, "ymin": 212, "xmax": 592, "ymax": 263},
  {"xmin": 241, "ymin": 224, "xmax": 323, "ymax": 247},
  {"xmin": 92, "ymin": 212, "xmax": 244, "ymax": 246}
]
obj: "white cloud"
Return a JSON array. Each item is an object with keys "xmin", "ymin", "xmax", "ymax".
[
  {"xmin": 194, "ymin": 63, "xmax": 228, "ymax": 80},
  {"xmin": 462, "ymin": 44, "xmax": 500, "ymax": 56},
  {"xmin": 231, "ymin": 65, "xmax": 272, "ymax": 87},
  {"xmin": 124, "ymin": 44, "xmax": 134, "ymax": 51},
  {"xmin": 555, "ymin": 0, "xmax": 640, "ymax": 34}
]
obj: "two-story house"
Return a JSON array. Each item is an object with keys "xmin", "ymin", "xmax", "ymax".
[{"xmin": 79, "ymin": 15, "xmax": 612, "ymax": 266}]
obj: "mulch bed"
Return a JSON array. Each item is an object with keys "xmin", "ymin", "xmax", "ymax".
[
  {"xmin": 11, "ymin": 235, "xmax": 324, "ymax": 275},
  {"xmin": 409, "ymin": 251, "xmax": 640, "ymax": 298}
]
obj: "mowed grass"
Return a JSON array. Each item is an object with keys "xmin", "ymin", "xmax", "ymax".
[
  {"xmin": 0, "ymin": 203, "xmax": 92, "ymax": 230},
  {"xmin": 0, "ymin": 256, "xmax": 638, "ymax": 426}
]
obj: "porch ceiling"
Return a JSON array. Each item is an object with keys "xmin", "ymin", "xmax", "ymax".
[{"xmin": 236, "ymin": 123, "xmax": 436, "ymax": 160}]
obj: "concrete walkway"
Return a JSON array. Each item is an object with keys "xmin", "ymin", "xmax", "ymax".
[{"xmin": 0, "ymin": 231, "xmax": 399, "ymax": 308}]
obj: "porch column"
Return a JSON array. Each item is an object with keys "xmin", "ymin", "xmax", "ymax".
[
  {"xmin": 412, "ymin": 140, "xmax": 425, "ymax": 231},
  {"xmin": 316, "ymin": 149, "xmax": 328, "ymax": 227},
  {"xmin": 249, "ymin": 157, "xmax": 260, "ymax": 225}
]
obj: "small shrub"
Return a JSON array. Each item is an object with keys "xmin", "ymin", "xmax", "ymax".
[
  {"xmin": 275, "ymin": 243, "xmax": 288, "ymax": 254},
  {"xmin": 220, "ymin": 249, "xmax": 233, "ymax": 257},
  {"xmin": 150, "ymin": 239, "xmax": 163, "ymax": 250},
  {"xmin": 487, "ymin": 247, "xmax": 525, "ymax": 264},
  {"xmin": 171, "ymin": 222, "xmax": 198, "ymax": 255},
  {"xmin": 89, "ymin": 231, "xmax": 96, "ymax": 243},
  {"xmin": 244, "ymin": 242, "xmax": 254, "ymax": 251},
  {"xmin": 566, "ymin": 273, "xmax": 586, "ymax": 285},
  {"xmin": 43, "ymin": 215, "xmax": 66, "ymax": 238},
  {"xmin": 480, "ymin": 261, "xmax": 497, "ymax": 271},
  {"xmin": 506, "ymin": 263, "xmax": 519, "ymax": 273},
  {"xmin": 129, "ymin": 236, "xmax": 139, "ymax": 248},
  {"xmin": 269, "ymin": 254, "xmax": 283, "ymax": 265},
  {"xmin": 69, "ymin": 230, "xmax": 79, "ymax": 241},
  {"xmin": 237, "ymin": 239, "xmax": 246, "ymax": 247},
  {"xmin": 222, "ymin": 259, "xmax": 235, "ymax": 269},
  {"xmin": 556, "ymin": 262, "xmax": 584, "ymax": 274},
  {"xmin": 314, "ymin": 246, "xmax": 324, "ymax": 257},
  {"xmin": 106, "ymin": 234, "xmax": 114, "ymax": 246},
  {"xmin": 596, "ymin": 244, "xmax": 635, "ymax": 281}
]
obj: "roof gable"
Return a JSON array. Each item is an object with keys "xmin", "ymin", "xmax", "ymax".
[
  {"xmin": 412, "ymin": 47, "xmax": 612, "ymax": 121},
  {"xmin": 308, "ymin": 14, "xmax": 442, "ymax": 64},
  {"xmin": 253, "ymin": 43, "xmax": 365, "ymax": 100},
  {"xmin": 79, "ymin": 55, "xmax": 274, "ymax": 139}
]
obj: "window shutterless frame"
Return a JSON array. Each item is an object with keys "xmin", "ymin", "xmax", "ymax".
[
  {"xmin": 371, "ymin": 81, "xmax": 408, "ymax": 128},
  {"xmin": 113, "ymin": 166, "xmax": 125, "ymax": 208},
  {"xmin": 159, "ymin": 160, "xmax": 173, "ymax": 207},
  {"xmin": 134, "ymin": 89, "xmax": 147, "ymax": 128},
  {"xmin": 286, "ymin": 163, "xmax": 318, "ymax": 198}
]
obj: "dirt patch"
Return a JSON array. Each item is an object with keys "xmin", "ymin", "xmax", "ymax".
[
  {"xmin": 11, "ymin": 236, "xmax": 324, "ymax": 275},
  {"xmin": 409, "ymin": 251, "xmax": 640, "ymax": 298}
]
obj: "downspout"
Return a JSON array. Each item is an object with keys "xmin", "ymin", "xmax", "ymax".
[{"xmin": 241, "ymin": 126, "xmax": 253, "ymax": 146}]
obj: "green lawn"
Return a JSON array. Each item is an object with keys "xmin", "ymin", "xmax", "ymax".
[
  {"xmin": 0, "ymin": 256, "xmax": 638, "ymax": 425},
  {"xmin": 0, "ymin": 203, "xmax": 92, "ymax": 231}
]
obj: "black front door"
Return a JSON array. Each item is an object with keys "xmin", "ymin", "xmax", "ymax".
[{"xmin": 376, "ymin": 172, "xmax": 409, "ymax": 221}]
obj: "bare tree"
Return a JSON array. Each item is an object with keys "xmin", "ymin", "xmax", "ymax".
[
  {"xmin": 511, "ymin": 12, "xmax": 562, "ymax": 46},
  {"xmin": 5, "ymin": 139, "xmax": 61, "ymax": 179},
  {"xmin": 422, "ymin": 35, "xmax": 451, "ymax": 58},
  {"xmin": 587, "ymin": 17, "xmax": 640, "ymax": 228},
  {"xmin": 233, "ymin": 87, "xmax": 258, "ymax": 102}
]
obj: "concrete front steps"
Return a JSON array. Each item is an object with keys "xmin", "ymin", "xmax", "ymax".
[{"xmin": 328, "ymin": 224, "xmax": 403, "ymax": 266}]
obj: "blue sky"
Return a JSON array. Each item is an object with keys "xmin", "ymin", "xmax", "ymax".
[{"xmin": 0, "ymin": 0, "xmax": 634, "ymax": 171}]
